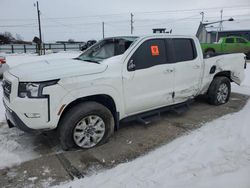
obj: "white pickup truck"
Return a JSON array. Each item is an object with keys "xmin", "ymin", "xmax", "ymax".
[{"xmin": 3, "ymin": 35, "xmax": 246, "ymax": 150}]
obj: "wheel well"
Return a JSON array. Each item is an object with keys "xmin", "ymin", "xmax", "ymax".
[
  {"xmin": 58, "ymin": 94, "xmax": 118, "ymax": 129},
  {"xmin": 213, "ymin": 71, "xmax": 232, "ymax": 81},
  {"xmin": 205, "ymin": 48, "xmax": 215, "ymax": 53}
]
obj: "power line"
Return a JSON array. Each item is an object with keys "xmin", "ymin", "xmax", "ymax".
[
  {"xmin": 1, "ymin": 14, "xmax": 249, "ymax": 29},
  {"xmin": 0, "ymin": 23, "xmax": 36, "ymax": 27},
  {"xmin": 0, "ymin": 4, "xmax": 249, "ymax": 21}
]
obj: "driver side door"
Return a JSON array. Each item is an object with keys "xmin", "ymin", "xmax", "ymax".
[{"xmin": 122, "ymin": 38, "xmax": 175, "ymax": 115}]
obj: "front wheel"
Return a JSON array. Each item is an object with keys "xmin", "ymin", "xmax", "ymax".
[
  {"xmin": 207, "ymin": 76, "xmax": 231, "ymax": 105},
  {"xmin": 58, "ymin": 102, "xmax": 114, "ymax": 150}
]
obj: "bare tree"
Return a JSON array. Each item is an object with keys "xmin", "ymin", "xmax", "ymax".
[{"xmin": 16, "ymin": 33, "xmax": 23, "ymax": 41}]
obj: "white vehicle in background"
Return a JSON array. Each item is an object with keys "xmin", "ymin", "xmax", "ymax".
[
  {"xmin": 2, "ymin": 35, "xmax": 246, "ymax": 150},
  {"xmin": 0, "ymin": 56, "xmax": 9, "ymax": 78}
]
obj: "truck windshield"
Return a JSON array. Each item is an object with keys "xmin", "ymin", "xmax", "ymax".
[{"xmin": 77, "ymin": 37, "xmax": 138, "ymax": 63}]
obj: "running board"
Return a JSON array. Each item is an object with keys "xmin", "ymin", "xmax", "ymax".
[
  {"xmin": 136, "ymin": 117, "xmax": 151, "ymax": 125},
  {"xmin": 171, "ymin": 101, "xmax": 191, "ymax": 114},
  {"xmin": 121, "ymin": 99, "xmax": 194, "ymax": 126}
]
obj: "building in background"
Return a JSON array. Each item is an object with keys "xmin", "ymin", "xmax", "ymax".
[{"xmin": 196, "ymin": 22, "xmax": 250, "ymax": 43}]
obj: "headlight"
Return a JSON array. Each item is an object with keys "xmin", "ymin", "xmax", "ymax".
[{"xmin": 18, "ymin": 79, "xmax": 59, "ymax": 98}]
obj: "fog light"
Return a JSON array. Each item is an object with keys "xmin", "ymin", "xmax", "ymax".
[{"xmin": 24, "ymin": 113, "xmax": 41, "ymax": 118}]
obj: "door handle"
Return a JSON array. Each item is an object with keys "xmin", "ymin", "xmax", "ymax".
[
  {"xmin": 164, "ymin": 69, "xmax": 174, "ymax": 74},
  {"xmin": 193, "ymin": 65, "xmax": 200, "ymax": 69}
]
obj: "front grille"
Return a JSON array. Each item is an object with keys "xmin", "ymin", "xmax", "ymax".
[{"xmin": 2, "ymin": 79, "xmax": 12, "ymax": 100}]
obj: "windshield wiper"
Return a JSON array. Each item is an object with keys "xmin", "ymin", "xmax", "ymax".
[
  {"xmin": 73, "ymin": 57, "xmax": 81, "ymax": 60},
  {"xmin": 74, "ymin": 57, "xmax": 100, "ymax": 64},
  {"xmin": 82, "ymin": 59, "xmax": 100, "ymax": 64}
]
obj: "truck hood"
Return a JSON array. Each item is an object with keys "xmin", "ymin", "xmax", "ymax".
[{"xmin": 8, "ymin": 58, "xmax": 107, "ymax": 82}]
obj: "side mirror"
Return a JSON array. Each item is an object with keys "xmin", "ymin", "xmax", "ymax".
[{"xmin": 128, "ymin": 59, "xmax": 136, "ymax": 71}]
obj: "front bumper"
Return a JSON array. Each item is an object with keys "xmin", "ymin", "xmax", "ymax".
[
  {"xmin": 4, "ymin": 100, "xmax": 36, "ymax": 133},
  {"xmin": 2, "ymin": 71, "xmax": 65, "ymax": 132}
]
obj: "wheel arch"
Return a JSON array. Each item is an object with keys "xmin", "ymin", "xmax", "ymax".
[
  {"xmin": 57, "ymin": 94, "xmax": 119, "ymax": 130},
  {"xmin": 213, "ymin": 70, "xmax": 232, "ymax": 82},
  {"xmin": 205, "ymin": 48, "xmax": 215, "ymax": 53}
]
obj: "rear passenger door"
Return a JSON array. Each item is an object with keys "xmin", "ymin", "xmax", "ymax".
[
  {"xmin": 171, "ymin": 38, "xmax": 202, "ymax": 103},
  {"xmin": 223, "ymin": 37, "xmax": 236, "ymax": 53},
  {"xmin": 235, "ymin": 37, "xmax": 249, "ymax": 53},
  {"xmin": 123, "ymin": 38, "xmax": 175, "ymax": 115}
]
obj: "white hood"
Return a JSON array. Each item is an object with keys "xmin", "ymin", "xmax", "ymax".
[{"xmin": 8, "ymin": 58, "xmax": 107, "ymax": 82}]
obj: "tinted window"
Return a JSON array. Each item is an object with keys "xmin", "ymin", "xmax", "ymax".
[
  {"xmin": 225, "ymin": 38, "xmax": 234, "ymax": 43},
  {"xmin": 172, "ymin": 39, "xmax": 197, "ymax": 62},
  {"xmin": 129, "ymin": 39, "xmax": 167, "ymax": 71},
  {"xmin": 236, "ymin": 38, "xmax": 247, "ymax": 43}
]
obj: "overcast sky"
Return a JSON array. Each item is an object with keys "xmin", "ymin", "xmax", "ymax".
[{"xmin": 0, "ymin": 0, "xmax": 250, "ymax": 42}]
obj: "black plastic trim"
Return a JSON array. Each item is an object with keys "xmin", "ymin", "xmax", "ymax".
[
  {"xmin": 4, "ymin": 101, "xmax": 36, "ymax": 133},
  {"xmin": 210, "ymin": 65, "xmax": 217, "ymax": 74},
  {"xmin": 120, "ymin": 99, "xmax": 194, "ymax": 124}
]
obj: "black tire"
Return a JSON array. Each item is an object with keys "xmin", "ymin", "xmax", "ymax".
[
  {"xmin": 58, "ymin": 101, "xmax": 114, "ymax": 150},
  {"xmin": 246, "ymin": 52, "xmax": 250, "ymax": 60},
  {"xmin": 207, "ymin": 76, "xmax": 231, "ymax": 105}
]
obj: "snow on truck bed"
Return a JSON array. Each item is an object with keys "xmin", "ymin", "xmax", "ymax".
[{"xmin": 0, "ymin": 53, "xmax": 249, "ymax": 188}]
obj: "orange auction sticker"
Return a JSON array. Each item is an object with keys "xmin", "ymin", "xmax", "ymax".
[{"xmin": 151, "ymin": 45, "xmax": 159, "ymax": 56}]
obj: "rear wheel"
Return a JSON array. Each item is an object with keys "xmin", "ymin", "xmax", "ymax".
[
  {"xmin": 207, "ymin": 76, "xmax": 231, "ymax": 105},
  {"xmin": 246, "ymin": 52, "xmax": 250, "ymax": 60},
  {"xmin": 58, "ymin": 102, "xmax": 114, "ymax": 150}
]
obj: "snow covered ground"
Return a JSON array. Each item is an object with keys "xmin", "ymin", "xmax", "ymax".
[
  {"xmin": 0, "ymin": 52, "xmax": 249, "ymax": 187},
  {"xmin": 57, "ymin": 67, "xmax": 250, "ymax": 187}
]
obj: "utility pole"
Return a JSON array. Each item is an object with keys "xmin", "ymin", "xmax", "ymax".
[
  {"xmin": 130, "ymin": 13, "xmax": 134, "ymax": 35},
  {"xmin": 219, "ymin": 9, "xmax": 223, "ymax": 31},
  {"xmin": 200, "ymin": 12, "xmax": 204, "ymax": 22},
  {"xmin": 102, "ymin": 22, "xmax": 105, "ymax": 39},
  {"xmin": 35, "ymin": 1, "xmax": 42, "ymax": 55},
  {"xmin": 216, "ymin": 9, "xmax": 223, "ymax": 42}
]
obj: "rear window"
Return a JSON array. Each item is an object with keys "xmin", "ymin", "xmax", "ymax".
[
  {"xmin": 172, "ymin": 39, "xmax": 197, "ymax": 62},
  {"xmin": 236, "ymin": 38, "xmax": 247, "ymax": 43}
]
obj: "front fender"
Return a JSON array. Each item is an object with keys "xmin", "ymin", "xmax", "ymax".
[{"xmin": 56, "ymin": 84, "xmax": 125, "ymax": 120}]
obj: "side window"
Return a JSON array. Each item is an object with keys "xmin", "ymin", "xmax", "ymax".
[
  {"xmin": 225, "ymin": 38, "xmax": 234, "ymax": 43},
  {"xmin": 172, "ymin": 38, "xmax": 197, "ymax": 62},
  {"xmin": 129, "ymin": 39, "xmax": 167, "ymax": 71},
  {"xmin": 236, "ymin": 38, "xmax": 247, "ymax": 43}
]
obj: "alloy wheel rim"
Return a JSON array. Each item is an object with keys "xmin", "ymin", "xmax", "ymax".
[
  {"xmin": 217, "ymin": 83, "xmax": 228, "ymax": 103},
  {"xmin": 73, "ymin": 115, "xmax": 105, "ymax": 148}
]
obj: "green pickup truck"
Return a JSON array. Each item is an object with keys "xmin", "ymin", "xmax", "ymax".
[{"xmin": 201, "ymin": 36, "xmax": 250, "ymax": 59}]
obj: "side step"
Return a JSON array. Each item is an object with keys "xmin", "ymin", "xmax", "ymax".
[
  {"xmin": 136, "ymin": 112, "xmax": 161, "ymax": 125},
  {"xmin": 171, "ymin": 103, "xmax": 190, "ymax": 114},
  {"xmin": 122, "ymin": 99, "xmax": 193, "ymax": 126}
]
